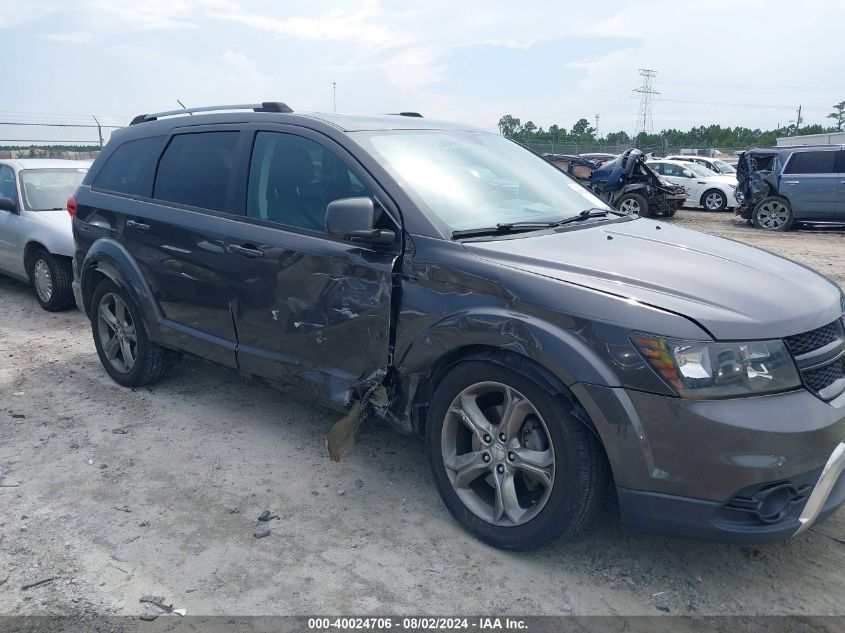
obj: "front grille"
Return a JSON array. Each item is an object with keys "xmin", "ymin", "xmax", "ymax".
[
  {"xmin": 785, "ymin": 319, "xmax": 845, "ymax": 400},
  {"xmin": 785, "ymin": 321, "xmax": 839, "ymax": 356},
  {"xmin": 804, "ymin": 362, "xmax": 845, "ymax": 392}
]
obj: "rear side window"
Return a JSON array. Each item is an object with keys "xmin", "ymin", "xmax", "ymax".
[
  {"xmin": 154, "ymin": 132, "xmax": 239, "ymax": 212},
  {"xmin": 835, "ymin": 151, "xmax": 845, "ymax": 173},
  {"xmin": 93, "ymin": 136, "xmax": 164, "ymax": 196},
  {"xmin": 784, "ymin": 151, "xmax": 837, "ymax": 174}
]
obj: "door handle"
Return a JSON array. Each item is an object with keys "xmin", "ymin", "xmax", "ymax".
[
  {"xmin": 126, "ymin": 220, "xmax": 150, "ymax": 232},
  {"xmin": 784, "ymin": 181, "xmax": 800, "ymax": 185},
  {"xmin": 229, "ymin": 243, "xmax": 265, "ymax": 258}
]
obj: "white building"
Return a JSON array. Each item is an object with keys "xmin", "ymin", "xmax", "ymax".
[{"xmin": 776, "ymin": 131, "xmax": 845, "ymax": 146}]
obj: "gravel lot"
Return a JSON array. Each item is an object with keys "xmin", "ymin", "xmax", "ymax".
[{"xmin": 1, "ymin": 209, "xmax": 844, "ymax": 620}]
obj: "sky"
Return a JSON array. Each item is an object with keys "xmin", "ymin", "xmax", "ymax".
[{"xmin": 1, "ymin": 0, "xmax": 844, "ymax": 140}]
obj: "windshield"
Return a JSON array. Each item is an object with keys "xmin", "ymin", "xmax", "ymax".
[
  {"xmin": 684, "ymin": 162, "xmax": 716, "ymax": 178},
  {"xmin": 352, "ymin": 130, "xmax": 612, "ymax": 233},
  {"xmin": 20, "ymin": 168, "xmax": 87, "ymax": 211},
  {"xmin": 713, "ymin": 160, "xmax": 736, "ymax": 174}
]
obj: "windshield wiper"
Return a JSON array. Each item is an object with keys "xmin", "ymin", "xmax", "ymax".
[{"xmin": 451, "ymin": 209, "xmax": 618, "ymax": 239}]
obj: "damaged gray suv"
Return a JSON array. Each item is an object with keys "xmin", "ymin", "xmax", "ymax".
[{"xmin": 71, "ymin": 103, "xmax": 845, "ymax": 550}]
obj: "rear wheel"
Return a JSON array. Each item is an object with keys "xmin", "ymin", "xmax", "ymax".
[
  {"xmin": 701, "ymin": 189, "xmax": 727, "ymax": 211},
  {"xmin": 91, "ymin": 280, "xmax": 177, "ymax": 387},
  {"xmin": 426, "ymin": 361, "xmax": 606, "ymax": 550},
  {"xmin": 27, "ymin": 248, "xmax": 75, "ymax": 311},
  {"xmin": 752, "ymin": 196, "xmax": 793, "ymax": 231},
  {"xmin": 616, "ymin": 192, "xmax": 649, "ymax": 217}
]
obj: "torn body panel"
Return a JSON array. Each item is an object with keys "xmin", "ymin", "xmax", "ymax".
[
  {"xmin": 545, "ymin": 149, "xmax": 687, "ymax": 217},
  {"xmin": 734, "ymin": 149, "xmax": 785, "ymax": 220}
]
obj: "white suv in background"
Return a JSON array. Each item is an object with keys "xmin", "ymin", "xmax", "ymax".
[
  {"xmin": 647, "ymin": 159, "xmax": 738, "ymax": 211},
  {"xmin": 666, "ymin": 155, "xmax": 736, "ymax": 175}
]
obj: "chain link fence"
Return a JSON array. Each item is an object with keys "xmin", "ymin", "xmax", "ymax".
[
  {"xmin": 0, "ymin": 112, "xmax": 126, "ymax": 159},
  {"xmin": 523, "ymin": 141, "xmax": 747, "ymax": 158}
]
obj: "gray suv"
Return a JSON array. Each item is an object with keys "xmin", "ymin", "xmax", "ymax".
[
  {"xmin": 71, "ymin": 104, "xmax": 845, "ymax": 549},
  {"xmin": 735, "ymin": 146, "xmax": 845, "ymax": 230}
]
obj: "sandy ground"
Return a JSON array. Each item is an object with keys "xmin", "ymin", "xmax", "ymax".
[{"xmin": 1, "ymin": 208, "xmax": 844, "ymax": 620}]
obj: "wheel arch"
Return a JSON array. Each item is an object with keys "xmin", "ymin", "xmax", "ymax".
[{"xmin": 79, "ymin": 238, "xmax": 163, "ymax": 340}]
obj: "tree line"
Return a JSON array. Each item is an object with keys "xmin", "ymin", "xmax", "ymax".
[{"xmin": 498, "ymin": 100, "xmax": 845, "ymax": 148}]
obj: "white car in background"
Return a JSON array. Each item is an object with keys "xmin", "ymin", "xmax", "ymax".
[
  {"xmin": 666, "ymin": 155, "xmax": 737, "ymax": 175},
  {"xmin": 0, "ymin": 159, "xmax": 91, "ymax": 310},
  {"xmin": 647, "ymin": 159, "xmax": 738, "ymax": 211}
]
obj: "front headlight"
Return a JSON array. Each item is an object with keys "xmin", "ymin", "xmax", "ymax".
[{"xmin": 632, "ymin": 334, "xmax": 801, "ymax": 399}]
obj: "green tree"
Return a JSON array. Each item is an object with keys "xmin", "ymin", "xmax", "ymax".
[
  {"xmin": 497, "ymin": 115, "xmax": 521, "ymax": 138},
  {"xmin": 827, "ymin": 100, "xmax": 845, "ymax": 131}
]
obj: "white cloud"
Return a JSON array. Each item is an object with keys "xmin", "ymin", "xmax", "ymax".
[
  {"xmin": 220, "ymin": 49, "xmax": 271, "ymax": 85},
  {"xmin": 41, "ymin": 31, "xmax": 94, "ymax": 43}
]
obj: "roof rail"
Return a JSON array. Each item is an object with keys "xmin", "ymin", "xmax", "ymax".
[
  {"xmin": 386, "ymin": 112, "xmax": 423, "ymax": 118},
  {"xmin": 130, "ymin": 102, "xmax": 293, "ymax": 125}
]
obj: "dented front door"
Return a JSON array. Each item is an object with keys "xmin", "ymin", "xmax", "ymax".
[{"xmin": 226, "ymin": 127, "xmax": 399, "ymax": 405}]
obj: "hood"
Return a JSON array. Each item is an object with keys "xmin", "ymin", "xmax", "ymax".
[
  {"xmin": 29, "ymin": 209, "xmax": 72, "ymax": 230},
  {"xmin": 464, "ymin": 218, "xmax": 843, "ymax": 340}
]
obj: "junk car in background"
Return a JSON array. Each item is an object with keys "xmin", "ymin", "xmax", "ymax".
[
  {"xmin": 545, "ymin": 149, "xmax": 687, "ymax": 217},
  {"xmin": 735, "ymin": 146, "xmax": 845, "ymax": 231}
]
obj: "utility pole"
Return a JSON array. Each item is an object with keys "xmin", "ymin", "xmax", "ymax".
[
  {"xmin": 633, "ymin": 69, "xmax": 659, "ymax": 142},
  {"xmin": 333, "ymin": 82, "xmax": 337, "ymax": 113},
  {"xmin": 92, "ymin": 115, "xmax": 103, "ymax": 148},
  {"xmin": 795, "ymin": 105, "xmax": 802, "ymax": 131},
  {"xmin": 594, "ymin": 113, "xmax": 600, "ymax": 142}
]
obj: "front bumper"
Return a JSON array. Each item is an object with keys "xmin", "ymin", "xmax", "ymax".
[{"xmin": 572, "ymin": 383, "xmax": 845, "ymax": 543}]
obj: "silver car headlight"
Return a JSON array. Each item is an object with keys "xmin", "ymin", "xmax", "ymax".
[{"xmin": 632, "ymin": 334, "xmax": 801, "ymax": 399}]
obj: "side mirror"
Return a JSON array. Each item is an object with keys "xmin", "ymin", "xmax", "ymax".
[
  {"xmin": 325, "ymin": 197, "xmax": 395, "ymax": 246},
  {"xmin": 682, "ymin": 170, "xmax": 694, "ymax": 178},
  {"xmin": 0, "ymin": 196, "xmax": 16, "ymax": 212}
]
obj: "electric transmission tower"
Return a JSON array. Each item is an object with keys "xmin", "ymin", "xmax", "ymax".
[{"xmin": 633, "ymin": 69, "xmax": 659, "ymax": 137}]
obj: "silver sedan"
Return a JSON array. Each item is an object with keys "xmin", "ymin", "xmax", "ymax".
[{"xmin": 0, "ymin": 158, "xmax": 91, "ymax": 310}]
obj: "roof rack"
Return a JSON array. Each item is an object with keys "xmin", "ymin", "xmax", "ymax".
[
  {"xmin": 386, "ymin": 112, "xmax": 423, "ymax": 118},
  {"xmin": 130, "ymin": 102, "xmax": 293, "ymax": 125}
]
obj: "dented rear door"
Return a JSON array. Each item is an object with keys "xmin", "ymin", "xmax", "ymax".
[{"xmin": 226, "ymin": 125, "xmax": 400, "ymax": 405}]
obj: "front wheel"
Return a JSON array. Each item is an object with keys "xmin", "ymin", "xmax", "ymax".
[
  {"xmin": 616, "ymin": 192, "xmax": 649, "ymax": 217},
  {"xmin": 701, "ymin": 189, "xmax": 727, "ymax": 211},
  {"xmin": 91, "ymin": 280, "xmax": 178, "ymax": 387},
  {"xmin": 752, "ymin": 196, "xmax": 793, "ymax": 231},
  {"xmin": 426, "ymin": 361, "xmax": 606, "ymax": 550}
]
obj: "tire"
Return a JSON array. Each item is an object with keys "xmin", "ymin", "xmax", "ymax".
[
  {"xmin": 701, "ymin": 188, "xmax": 728, "ymax": 211},
  {"xmin": 665, "ymin": 205, "xmax": 678, "ymax": 217},
  {"xmin": 752, "ymin": 196, "xmax": 793, "ymax": 231},
  {"xmin": 425, "ymin": 361, "xmax": 606, "ymax": 550},
  {"xmin": 27, "ymin": 248, "xmax": 75, "ymax": 312},
  {"xmin": 616, "ymin": 192, "xmax": 650, "ymax": 217},
  {"xmin": 90, "ymin": 279, "xmax": 177, "ymax": 387}
]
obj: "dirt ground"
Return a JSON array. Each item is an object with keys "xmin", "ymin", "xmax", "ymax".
[{"xmin": 1, "ymin": 209, "xmax": 844, "ymax": 619}]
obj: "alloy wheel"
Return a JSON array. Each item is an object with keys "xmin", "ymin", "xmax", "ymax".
[
  {"xmin": 618, "ymin": 198, "xmax": 640, "ymax": 214},
  {"xmin": 33, "ymin": 259, "xmax": 53, "ymax": 303},
  {"xmin": 756, "ymin": 201, "xmax": 790, "ymax": 229},
  {"xmin": 441, "ymin": 381, "xmax": 555, "ymax": 527},
  {"xmin": 97, "ymin": 293, "xmax": 137, "ymax": 373},
  {"xmin": 705, "ymin": 192, "xmax": 725, "ymax": 210}
]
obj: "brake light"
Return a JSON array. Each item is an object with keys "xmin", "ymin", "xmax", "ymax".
[{"xmin": 67, "ymin": 195, "xmax": 77, "ymax": 218}]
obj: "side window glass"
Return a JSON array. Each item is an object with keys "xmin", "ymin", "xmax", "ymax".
[
  {"xmin": 93, "ymin": 136, "xmax": 164, "ymax": 196},
  {"xmin": 0, "ymin": 166, "xmax": 16, "ymax": 199},
  {"xmin": 153, "ymin": 132, "xmax": 239, "ymax": 212},
  {"xmin": 784, "ymin": 151, "xmax": 836, "ymax": 175},
  {"xmin": 246, "ymin": 131, "xmax": 374, "ymax": 232},
  {"xmin": 651, "ymin": 163, "xmax": 663, "ymax": 175},
  {"xmin": 834, "ymin": 151, "xmax": 845, "ymax": 174}
]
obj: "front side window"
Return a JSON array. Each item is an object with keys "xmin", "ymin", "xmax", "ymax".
[
  {"xmin": 93, "ymin": 136, "xmax": 164, "ymax": 197},
  {"xmin": 20, "ymin": 168, "xmax": 88, "ymax": 211},
  {"xmin": 713, "ymin": 160, "xmax": 736, "ymax": 174},
  {"xmin": 685, "ymin": 163, "xmax": 716, "ymax": 178},
  {"xmin": 650, "ymin": 163, "xmax": 665, "ymax": 175},
  {"xmin": 784, "ymin": 151, "xmax": 837, "ymax": 175},
  {"xmin": 352, "ymin": 130, "xmax": 611, "ymax": 233},
  {"xmin": 154, "ymin": 132, "xmax": 239, "ymax": 212},
  {"xmin": 0, "ymin": 165, "xmax": 16, "ymax": 200},
  {"xmin": 246, "ymin": 131, "xmax": 371, "ymax": 232}
]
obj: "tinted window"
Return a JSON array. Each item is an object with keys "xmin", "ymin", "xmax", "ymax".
[
  {"xmin": 835, "ymin": 150, "xmax": 845, "ymax": 173},
  {"xmin": 246, "ymin": 131, "xmax": 370, "ymax": 232},
  {"xmin": 784, "ymin": 151, "xmax": 837, "ymax": 174},
  {"xmin": 0, "ymin": 165, "xmax": 15, "ymax": 200},
  {"xmin": 93, "ymin": 136, "xmax": 164, "ymax": 196},
  {"xmin": 154, "ymin": 132, "xmax": 239, "ymax": 212}
]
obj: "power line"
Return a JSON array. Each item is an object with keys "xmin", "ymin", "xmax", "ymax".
[{"xmin": 633, "ymin": 69, "xmax": 659, "ymax": 136}]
